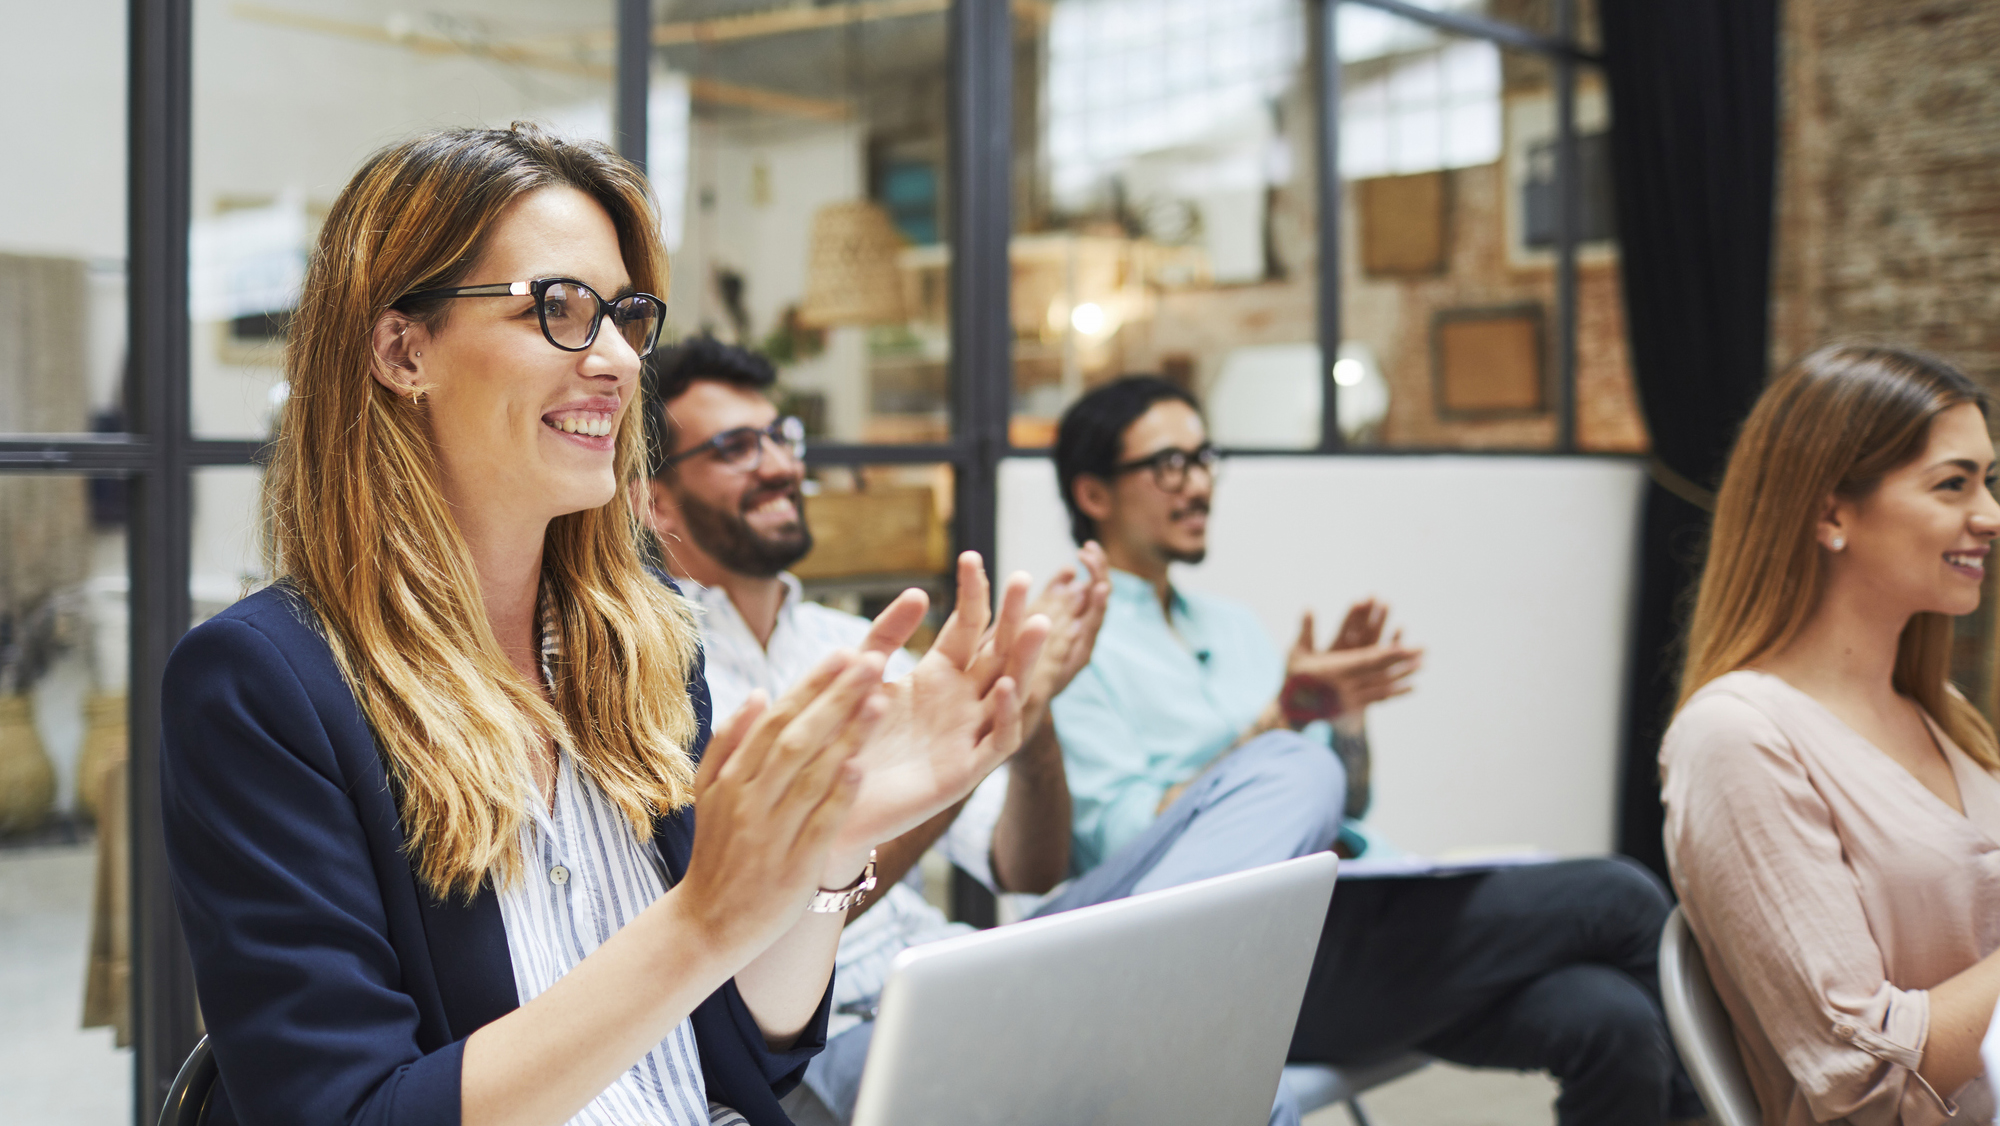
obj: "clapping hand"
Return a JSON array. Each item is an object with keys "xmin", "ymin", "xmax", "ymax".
[
  {"xmin": 825, "ymin": 552, "xmax": 1051, "ymax": 880},
  {"xmin": 1288, "ymin": 598, "xmax": 1423, "ymax": 716},
  {"xmin": 1019, "ymin": 541, "xmax": 1112, "ymax": 737},
  {"xmin": 681, "ymin": 651, "xmax": 891, "ymax": 952},
  {"xmin": 1329, "ymin": 597, "xmax": 1389, "ymax": 650}
]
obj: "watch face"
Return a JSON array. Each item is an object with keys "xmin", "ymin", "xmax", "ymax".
[{"xmin": 1280, "ymin": 674, "xmax": 1343, "ymax": 726}]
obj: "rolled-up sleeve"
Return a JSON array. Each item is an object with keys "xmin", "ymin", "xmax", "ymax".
[{"xmin": 1663, "ymin": 694, "xmax": 1954, "ymax": 1126}]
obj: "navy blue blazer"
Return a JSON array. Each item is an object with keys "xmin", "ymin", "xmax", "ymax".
[{"xmin": 160, "ymin": 581, "xmax": 830, "ymax": 1126}]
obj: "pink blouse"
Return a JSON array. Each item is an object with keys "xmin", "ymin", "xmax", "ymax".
[{"xmin": 1662, "ymin": 670, "xmax": 2000, "ymax": 1126}]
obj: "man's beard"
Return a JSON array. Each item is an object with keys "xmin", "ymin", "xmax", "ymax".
[
  {"xmin": 1161, "ymin": 497, "xmax": 1209, "ymax": 565},
  {"xmin": 678, "ymin": 481, "xmax": 814, "ymax": 578}
]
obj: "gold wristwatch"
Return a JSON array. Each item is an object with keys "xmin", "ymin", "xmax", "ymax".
[{"xmin": 807, "ymin": 849, "xmax": 878, "ymax": 913}]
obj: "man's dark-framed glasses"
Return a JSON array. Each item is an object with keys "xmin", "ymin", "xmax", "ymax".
[
  {"xmin": 662, "ymin": 416, "xmax": 807, "ymax": 472},
  {"xmin": 1112, "ymin": 444, "xmax": 1221, "ymax": 492},
  {"xmin": 395, "ymin": 277, "xmax": 666, "ymax": 358}
]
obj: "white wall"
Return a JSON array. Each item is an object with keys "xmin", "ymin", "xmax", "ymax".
[
  {"xmin": 998, "ymin": 455, "xmax": 1647, "ymax": 858},
  {"xmin": 0, "ymin": 0, "xmax": 127, "ymax": 261},
  {"xmin": 183, "ymin": 0, "xmax": 618, "ymax": 438}
]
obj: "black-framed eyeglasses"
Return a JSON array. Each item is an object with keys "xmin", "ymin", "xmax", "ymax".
[
  {"xmin": 1112, "ymin": 444, "xmax": 1222, "ymax": 492},
  {"xmin": 662, "ymin": 416, "xmax": 807, "ymax": 472},
  {"xmin": 395, "ymin": 277, "xmax": 667, "ymax": 358}
]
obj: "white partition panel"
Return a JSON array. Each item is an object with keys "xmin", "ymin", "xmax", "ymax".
[{"xmin": 997, "ymin": 455, "xmax": 1648, "ymax": 858}]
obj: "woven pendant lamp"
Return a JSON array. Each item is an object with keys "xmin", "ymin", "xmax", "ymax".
[{"xmin": 798, "ymin": 200, "xmax": 908, "ymax": 327}]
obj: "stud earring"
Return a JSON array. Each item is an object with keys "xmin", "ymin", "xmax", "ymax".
[{"xmin": 1831, "ymin": 536, "xmax": 1846, "ymax": 551}]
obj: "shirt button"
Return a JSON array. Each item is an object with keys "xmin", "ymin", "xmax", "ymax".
[
  {"xmin": 549, "ymin": 865, "xmax": 570, "ymax": 886},
  {"xmin": 1833, "ymin": 1023, "xmax": 1856, "ymax": 1040}
]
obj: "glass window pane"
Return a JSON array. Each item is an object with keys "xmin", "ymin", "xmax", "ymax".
[
  {"xmin": 1018, "ymin": 0, "xmax": 1319, "ymax": 450},
  {"xmin": 1573, "ymin": 81, "xmax": 1644, "ymax": 453},
  {"xmin": 1342, "ymin": 0, "xmax": 1556, "ymax": 38},
  {"xmin": 193, "ymin": 466, "xmax": 269, "ymax": 625},
  {"xmin": 792, "ymin": 464, "xmax": 956, "ymax": 651},
  {"xmin": 191, "ymin": 0, "xmax": 618, "ymax": 439},
  {"xmin": 0, "ymin": 1, "xmax": 129, "ymax": 437},
  {"xmin": 0, "ymin": 473, "xmax": 133, "ymax": 1121},
  {"xmin": 1338, "ymin": 2, "xmax": 1606, "ymax": 81},
  {"xmin": 1339, "ymin": 18, "xmax": 1641, "ymax": 451},
  {"xmin": 666, "ymin": 5, "xmax": 953, "ymax": 445}
]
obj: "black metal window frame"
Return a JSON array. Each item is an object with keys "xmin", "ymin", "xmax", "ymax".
[
  {"xmin": 1317, "ymin": 0, "xmax": 1601, "ymax": 456},
  {"xmin": 0, "ymin": 0, "xmax": 1599, "ymax": 1117}
]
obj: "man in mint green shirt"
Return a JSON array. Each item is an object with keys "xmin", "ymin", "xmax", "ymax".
[
  {"xmin": 1054, "ymin": 570, "xmax": 1387, "ymax": 871},
  {"xmin": 1036, "ymin": 377, "xmax": 1701, "ymax": 1126},
  {"xmin": 1036, "ymin": 376, "xmax": 1419, "ymax": 895}
]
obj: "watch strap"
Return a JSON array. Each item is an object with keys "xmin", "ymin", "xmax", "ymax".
[{"xmin": 807, "ymin": 849, "xmax": 878, "ymax": 913}]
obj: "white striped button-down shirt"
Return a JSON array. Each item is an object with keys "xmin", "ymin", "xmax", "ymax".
[{"xmin": 491, "ymin": 605, "xmax": 747, "ymax": 1126}]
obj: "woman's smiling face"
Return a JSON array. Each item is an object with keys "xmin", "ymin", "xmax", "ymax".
[
  {"xmin": 1829, "ymin": 401, "xmax": 2000, "ymax": 619},
  {"xmin": 385, "ymin": 185, "xmax": 643, "ymax": 529}
]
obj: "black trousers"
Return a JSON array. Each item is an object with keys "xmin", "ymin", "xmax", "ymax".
[{"xmin": 1290, "ymin": 857, "xmax": 1702, "ymax": 1126}]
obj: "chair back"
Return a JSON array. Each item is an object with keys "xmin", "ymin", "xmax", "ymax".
[
  {"xmin": 1659, "ymin": 906, "xmax": 1762, "ymax": 1126},
  {"xmin": 158, "ymin": 1035, "xmax": 217, "ymax": 1126}
]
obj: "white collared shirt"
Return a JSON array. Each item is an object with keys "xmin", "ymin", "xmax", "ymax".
[
  {"xmin": 491, "ymin": 602, "xmax": 747, "ymax": 1126},
  {"xmin": 684, "ymin": 572, "xmax": 918, "ymax": 719}
]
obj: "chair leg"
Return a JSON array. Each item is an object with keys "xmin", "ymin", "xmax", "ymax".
[{"xmin": 1345, "ymin": 1097, "xmax": 1375, "ymax": 1126}]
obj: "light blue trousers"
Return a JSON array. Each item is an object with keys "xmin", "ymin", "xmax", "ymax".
[{"xmin": 801, "ymin": 731, "xmax": 1347, "ymax": 1126}]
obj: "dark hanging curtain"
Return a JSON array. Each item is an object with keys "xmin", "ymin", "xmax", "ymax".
[{"xmin": 1600, "ymin": 0, "xmax": 1783, "ymax": 880}]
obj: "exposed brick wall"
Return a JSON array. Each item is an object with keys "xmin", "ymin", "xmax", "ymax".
[
  {"xmin": 1343, "ymin": 161, "xmax": 1643, "ymax": 452},
  {"xmin": 1770, "ymin": 0, "xmax": 2000, "ymax": 389},
  {"xmin": 1769, "ymin": 0, "xmax": 2000, "ymax": 701},
  {"xmin": 1140, "ymin": 157, "xmax": 1646, "ymax": 453}
]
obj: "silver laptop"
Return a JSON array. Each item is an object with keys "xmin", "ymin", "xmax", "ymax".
[{"xmin": 850, "ymin": 852, "xmax": 1339, "ymax": 1126}]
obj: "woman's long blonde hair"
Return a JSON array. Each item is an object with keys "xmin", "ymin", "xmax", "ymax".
[
  {"xmin": 267, "ymin": 124, "xmax": 702, "ymax": 899},
  {"xmin": 1679, "ymin": 343, "xmax": 2000, "ymax": 769}
]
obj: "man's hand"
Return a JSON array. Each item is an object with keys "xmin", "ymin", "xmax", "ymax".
[
  {"xmin": 985, "ymin": 544, "xmax": 1106, "ymax": 896},
  {"xmin": 1286, "ymin": 599, "xmax": 1423, "ymax": 721},
  {"xmin": 1327, "ymin": 598, "xmax": 1389, "ymax": 651},
  {"xmin": 1019, "ymin": 541, "xmax": 1112, "ymax": 738}
]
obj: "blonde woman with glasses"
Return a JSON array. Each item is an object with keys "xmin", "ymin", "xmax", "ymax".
[
  {"xmin": 159, "ymin": 124, "xmax": 1046, "ymax": 1126},
  {"xmin": 1663, "ymin": 345, "xmax": 2000, "ymax": 1126}
]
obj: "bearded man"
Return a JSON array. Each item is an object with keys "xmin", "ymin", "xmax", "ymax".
[{"xmin": 637, "ymin": 337, "xmax": 1101, "ymax": 1123}]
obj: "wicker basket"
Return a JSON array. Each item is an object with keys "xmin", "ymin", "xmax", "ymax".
[{"xmin": 798, "ymin": 200, "xmax": 908, "ymax": 328}]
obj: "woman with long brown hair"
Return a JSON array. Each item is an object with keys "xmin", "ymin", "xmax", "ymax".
[
  {"xmin": 1662, "ymin": 344, "xmax": 2000, "ymax": 1125},
  {"xmin": 159, "ymin": 123, "xmax": 1045, "ymax": 1126}
]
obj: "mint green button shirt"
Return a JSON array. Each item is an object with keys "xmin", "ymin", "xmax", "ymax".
[{"xmin": 1050, "ymin": 569, "xmax": 1285, "ymax": 871}]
